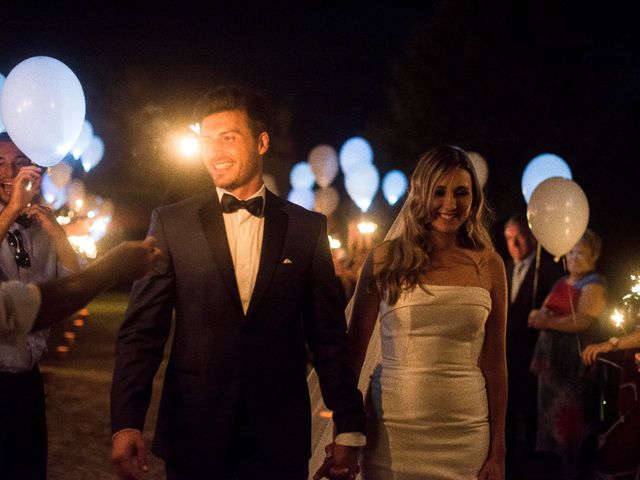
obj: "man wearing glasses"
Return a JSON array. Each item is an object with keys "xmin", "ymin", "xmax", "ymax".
[{"xmin": 0, "ymin": 131, "xmax": 85, "ymax": 479}]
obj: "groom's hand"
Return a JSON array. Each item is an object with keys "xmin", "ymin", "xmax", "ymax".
[
  {"xmin": 111, "ymin": 430, "xmax": 149, "ymax": 479},
  {"xmin": 313, "ymin": 443, "xmax": 360, "ymax": 480}
]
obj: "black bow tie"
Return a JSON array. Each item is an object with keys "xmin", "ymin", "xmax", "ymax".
[{"xmin": 220, "ymin": 193, "xmax": 264, "ymax": 217}]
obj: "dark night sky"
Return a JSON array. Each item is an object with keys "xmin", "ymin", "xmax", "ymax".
[{"xmin": 2, "ymin": 3, "xmax": 640, "ymax": 297}]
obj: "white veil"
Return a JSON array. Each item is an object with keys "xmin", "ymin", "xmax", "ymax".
[{"xmin": 307, "ymin": 203, "xmax": 407, "ymax": 477}]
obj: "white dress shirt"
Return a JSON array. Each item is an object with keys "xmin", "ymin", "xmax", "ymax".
[
  {"xmin": 216, "ymin": 186, "xmax": 265, "ymax": 314},
  {"xmin": 510, "ymin": 252, "xmax": 535, "ymax": 304}
]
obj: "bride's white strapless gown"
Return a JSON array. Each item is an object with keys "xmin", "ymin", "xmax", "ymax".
[{"xmin": 361, "ymin": 285, "xmax": 491, "ymax": 480}]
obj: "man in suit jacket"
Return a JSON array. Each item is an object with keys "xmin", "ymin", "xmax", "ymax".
[
  {"xmin": 111, "ymin": 86, "xmax": 365, "ymax": 480},
  {"xmin": 503, "ymin": 214, "xmax": 563, "ymax": 476}
]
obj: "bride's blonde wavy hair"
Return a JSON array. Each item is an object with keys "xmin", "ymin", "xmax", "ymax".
[{"xmin": 374, "ymin": 145, "xmax": 494, "ymax": 305}]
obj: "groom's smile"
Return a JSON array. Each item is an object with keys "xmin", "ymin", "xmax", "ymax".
[{"xmin": 200, "ymin": 109, "xmax": 269, "ymax": 199}]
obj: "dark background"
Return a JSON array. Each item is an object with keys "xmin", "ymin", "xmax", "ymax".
[{"xmin": 2, "ymin": 1, "xmax": 640, "ymax": 299}]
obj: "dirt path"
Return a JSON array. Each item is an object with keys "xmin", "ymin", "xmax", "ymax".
[{"xmin": 41, "ymin": 291, "xmax": 168, "ymax": 480}]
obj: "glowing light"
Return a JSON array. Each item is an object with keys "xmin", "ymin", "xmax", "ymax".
[
  {"xmin": 177, "ymin": 134, "xmax": 200, "ymax": 158},
  {"xmin": 630, "ymin": 274, "xmax": 640, "ymax": 294},
  {"xmin": 521, "ymin": 153, "xmax": 572, "ymax": 203},
  {"xmin": 357, "ymin": 221, "xmax": 378, "ymax": 234},
  {"xmin": 68, "ymin": 235, "xmax": 97, "ymax": 259},
  {"xmin": 189, "ymin": 123, "xmax": 200, "ymax": 134},
  {"xmin": 89, "ymin": 216, "xmax": 111, "ymax": 242},
  {"xmin": 328, "ymin": 235, "xmax": 342, "ymax": 249},
  {"xmin": 382, "ymin": 170, "xmax": 408, "ymax": 206},
  {"xmin": 56, "ymin": 215, "xmax": 71, "ymax": 225},
  {"xmin": 610, "ymin": 308, "xmax": 625, "ymax": 328},
  {"xmin": 339, "ymin": 137, "xmax": 373, "ymax": 175}
]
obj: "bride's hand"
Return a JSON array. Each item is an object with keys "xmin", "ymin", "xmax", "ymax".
[
  {"xmin": 477, "ymin": 454, "xmax": 504, "ymax": 480},
  {"xmin": 313, "ymin": 442, "xmax": 360, "ymax": 480}
]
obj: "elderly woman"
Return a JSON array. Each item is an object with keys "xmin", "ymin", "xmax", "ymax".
[{"xmin": 528, "ymin": 229, "xmax": 607, "ymax": 476}]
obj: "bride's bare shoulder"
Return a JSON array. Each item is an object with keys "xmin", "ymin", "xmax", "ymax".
[{"xmin": 478, "ymin": 250, "xmax": 507, "ymax": 287}]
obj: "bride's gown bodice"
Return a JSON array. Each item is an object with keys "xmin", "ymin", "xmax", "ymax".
[{"xmin": 362, "ymin": 285, "xmax": 492, "ymax": 480}]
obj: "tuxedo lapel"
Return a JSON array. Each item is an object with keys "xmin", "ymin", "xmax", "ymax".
[
  {"xmin": 246, "ymin": 190, "xmax": 288, "ymax": 318},
  {"xmin": 198, "ymin": 196, "xmax": 244, "ymax": 316}
]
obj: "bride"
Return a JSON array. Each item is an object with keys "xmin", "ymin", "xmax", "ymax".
[{"xmin": 312, "ymin": 145, "xmax": 507, "ymax": 479}]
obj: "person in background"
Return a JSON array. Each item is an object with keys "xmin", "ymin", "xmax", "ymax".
[
  {"xmin": 582, "ymin": 328, "xmax": 640, "ymax": 365},
  {"xmin": 582, "ymin": 320, "xmax": 640, "ymax": 478},
  {"xmin": 502, "ymin": 214, "xmax": 563, "ymax": 477},
  {"xmin": 528, "ymin": 229, "xmax": 607, "ymax": 478},
  {"xmin": 0, "ymin": 131, "xmax": 85, "ymax": 479}
]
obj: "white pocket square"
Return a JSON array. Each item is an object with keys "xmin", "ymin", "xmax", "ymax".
[{"xmin": 283, "ymin": 258, "xmax": 293, "ymax": 264}]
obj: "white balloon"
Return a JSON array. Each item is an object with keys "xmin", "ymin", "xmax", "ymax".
[
  {"xmin": 287, "ymin": 187, "xmax": 315, "ymax": 210},
  {"xmin": 468, "ymin": 151, "xmax": 489, "ymax": 189},
  {"xmin": 289, "ymin": 161, "xmax": 315, "ymax": 190},
  {"xmin": 381, "ymin": 170, "xmax": 408, "ymax": 206},
  {"xmin": 0, "ymin": 56, "xmax": 86, "ymax": 167},
  {"xmin": 308, "ymin": 144, "xmax": 339, "ymax": 188},
  {"xmin": 41, "ymin": 172, "xmax": 67, "ymax": 209},
  {"xmin": 339, "ymin": 136, "xmax": 373, "ymax": 175},
  {"xmin": 0, "ymin": 73, "xmax": 5, "ymax": 132},
  {"xmin": 262, "ymin": 173, "xmax": 279, "ymax": 196},
  {"xmin": 313, "ymin": 186, "xmax": 340, "ymax": 216},
  {"xmin": 521, "ymin": 153, "xmax": 572, "ymax": 203},
  {"xmin": 47, "ymin": 160, "xmax": 73, "ymax": 189},
  {"xmin": 81, "ymin": 136, "xmax": 104, "ymax": 172},
  {"xmin": 66, "ymin": 179, "xmax": 86, "ymax": 212},
  {"xmin": 527, "ymin": 177, "xmax": 589, "ymax": 258},
  {"xmin": 345, "ymin": 162, "xmax": 380, "ymax": 212},
  {"xmin": 70, "ymin": 120, "xmax": 94, "ymax": 159}
]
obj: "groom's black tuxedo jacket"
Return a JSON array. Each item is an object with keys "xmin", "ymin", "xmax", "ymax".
[{"xmin": 111, "ymin": 190, "xmax": 365, "ymax": 468}]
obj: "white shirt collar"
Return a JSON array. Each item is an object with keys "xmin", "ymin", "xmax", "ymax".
[{"xmin": 215, "ymin": 184, "xmax": 266, "ymax": 203}]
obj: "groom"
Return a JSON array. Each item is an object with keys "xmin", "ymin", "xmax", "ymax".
[{"xmin": 111, "ymin": 86, "xmax": 365, "ymax": 479}]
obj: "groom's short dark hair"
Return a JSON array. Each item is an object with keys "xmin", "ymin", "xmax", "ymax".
[{"xmin": 194, "ymin": 86, "xmax": 272, "ymax": 138}]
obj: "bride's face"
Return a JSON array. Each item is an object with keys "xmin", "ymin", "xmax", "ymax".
[{"xmin": 428, "ymin": 168, "xmax": 473, "ymax": 236}]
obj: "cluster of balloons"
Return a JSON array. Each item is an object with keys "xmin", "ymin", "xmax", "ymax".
[
  {"xmin": 0, "ymin": 56, "xmax": 111, "ymax": 258},
  {"xmin": 522, "ymin": 153, "xmax": 589, "ymax": 259},
  {"xmin": 288, "ymin": 136, "xmax": 410, "ymax": 216}
]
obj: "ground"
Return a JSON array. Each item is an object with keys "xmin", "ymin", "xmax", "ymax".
[{"xmin": 41, "ymin": 291, "xmax": 168, "ymax": 480}]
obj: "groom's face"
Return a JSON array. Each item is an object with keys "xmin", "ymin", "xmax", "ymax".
[{"xmin": 200, "ymin": 109, "xmax": 269, "ymax": 198}]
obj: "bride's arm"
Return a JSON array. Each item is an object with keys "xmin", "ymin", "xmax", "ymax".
[
  {"xmin": 347, "ymin": 248, "xmax": 383, "ymax": 378},
  {"xmin": 478, "ymin": 251, "xmax": 508, "ymax": 479}
]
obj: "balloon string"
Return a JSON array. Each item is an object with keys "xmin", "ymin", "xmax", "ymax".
[{"xmin": 532, "ymin": 243, "xmax": 541, "ymax": 306}]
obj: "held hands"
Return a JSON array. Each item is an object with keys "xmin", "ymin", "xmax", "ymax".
[
  {"xmin": 313, "ymin": 442, "xmax": 361, "ymax": 480},
  {"xmin": 582, "ymin": 341, "xmax": 613, "ymax": 366},
  {"xmin": 477, "ymin": 453, "xmax": 505, "ymax": 480},
  {"xmin": 111, "ymin": 430, "xmax": 149, "ymax": 479}
]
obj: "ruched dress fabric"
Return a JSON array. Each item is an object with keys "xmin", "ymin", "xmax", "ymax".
[{"xmin": 361, "ymin": 285, "xmax": 492, "ymax": 480}]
